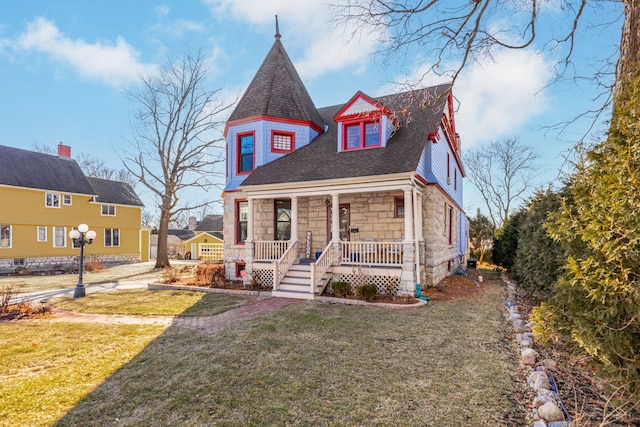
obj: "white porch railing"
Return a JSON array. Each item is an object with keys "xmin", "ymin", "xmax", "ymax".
[
  {"xmin": 255, "ymin": 240, "xmax": 290, "ymax": 261},
  {"xmin": 273, "ymin": 242, "xmax": 298, "ymax": 291},
  {"xmin": 310, "ymin": 242, "xmax": 333, "ymax": 293},
  {"xmin": 198, "ymin": 243, "xmax": 224, "ymax": 260},
  {"xmin": 341, "ymin": 241, "xmax": 404, "ymax": 266}
]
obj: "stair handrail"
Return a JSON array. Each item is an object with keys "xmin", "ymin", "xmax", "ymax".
[
  {"xmin": 310, "ymin": 242, "xmax": 333, "ymax": 294},
  {"xmin": 273, "ymin": 241, "xmax": 297, "ymax": 290}
]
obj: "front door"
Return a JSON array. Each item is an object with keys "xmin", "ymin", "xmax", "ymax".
[{"xmin": 327, "ymin": 204, "xmax": 350, "ymax": 242}]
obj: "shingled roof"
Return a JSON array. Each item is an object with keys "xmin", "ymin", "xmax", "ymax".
[
  {"xmin": 87, "ymin": 177, "xmax": 144, "ymax": 207},
  {"xmin": 227, "ymin": 36, "xmax": 324, "ymax": 130},
  {"xmin": 195, "ymin": 214, "xmax": 223, "ymax": 232},
  {"xmin": 241, "ymin": 84, "xmax": 451, "ymax": 187},
  {"xmin": 0, "ymin": 145, "xmax": 96, "ymax": 195}
]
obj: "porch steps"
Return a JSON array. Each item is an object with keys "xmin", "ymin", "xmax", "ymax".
[{"xmin": 272, "ymin": 264, "xmax": 330, "ymax": 300}]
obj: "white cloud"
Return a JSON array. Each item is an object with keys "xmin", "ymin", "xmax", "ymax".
[
  {"xmin": 201, "ymin": 0, "xmax": 380, "ymax": 79},
  {"xmin": 5, "ymin": 17, "xmax": 157, "ymax": 87},
  {"xmin": 454, "ymin": 49, "xmax": 553, "ymax": 147}
]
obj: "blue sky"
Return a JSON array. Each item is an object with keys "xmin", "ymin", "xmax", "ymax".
[{"xmin": 0, "ymin": 1, "xmax": 624, "ymax": 219}]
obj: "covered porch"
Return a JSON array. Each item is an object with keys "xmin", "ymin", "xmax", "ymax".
[{"xmin": 239, "ymin": 178, "xmax": 426, "ymax": 300}]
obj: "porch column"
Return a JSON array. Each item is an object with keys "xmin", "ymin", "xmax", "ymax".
[
  {"xmin": 403, "ymin": 188, "xmax": 414, "ymax": 242},
  {"xmin": 399, "ymin": 187, "xmax": 416, "ymax": 296},
  {"xmin": 244, "ymin": 197, "xmax": 255, "ymax": 286},
  {"xmin": 290, "ymin": 196, "xmax": 298, "ymax": 242},
  {"xmin": 331, "ymin": 193, "xmax": 340, "ymax": 242},
  {"xmin": 415, "ymin": 191, "xmax": 424, "ymax": 241}
]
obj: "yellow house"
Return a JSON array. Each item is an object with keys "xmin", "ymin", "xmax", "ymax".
[
  {"xmin": 184, "ymin": 231, "xmax": 224, "ymax": 260},
  {"xmin": 0, "ymin": 144, "xmax": 146, "ymax": 273}
]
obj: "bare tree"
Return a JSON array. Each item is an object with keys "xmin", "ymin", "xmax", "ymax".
[
  {"xmin": 123, "ymin": 49, "xmax": 233, "ymax": 268},
  {"xmin": 464, "ymin": 137, "xmax": 539, "ymax": 227},
  {"xmin": 76, "ymin": 153, "xmax": 137, "ymax": 190},
  {"xmin": 333, "ymin": 1, "xmax": 639, "ymax": 110}
]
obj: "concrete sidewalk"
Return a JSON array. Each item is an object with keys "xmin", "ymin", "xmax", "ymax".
[{"xmin": 15, "ymin": 280, "xmax": 151, "ymax": 304}]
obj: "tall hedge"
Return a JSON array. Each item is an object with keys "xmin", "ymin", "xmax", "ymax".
[
  {"xmin": 544, "ymin": 73, "xmax": 640, "ymax": 388},
  {"xmin": 492, "ymin": 210, "xmax": 524, "ymax": 271},
  {"xmin": 511, "ymin": 189, "xmax": 566, "ymax": 299}
]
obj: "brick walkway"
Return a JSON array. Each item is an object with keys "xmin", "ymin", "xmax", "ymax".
[{"xmin": 49, "ymin": 297, "xmax": 302, "ymax": 335}]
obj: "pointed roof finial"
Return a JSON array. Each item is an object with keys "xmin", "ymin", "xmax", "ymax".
[{"xmin": 275, "ymin": 15, "xmax": 281, "ymax": 39}]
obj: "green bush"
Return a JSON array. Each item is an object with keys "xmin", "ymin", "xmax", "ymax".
[
  {"xmin": 356, "ymin": 283, "xmax": 378, "ymax": 301},
  {"xmin": 331, "ymin": 281, "xmax": 351, "ymax": 297}
]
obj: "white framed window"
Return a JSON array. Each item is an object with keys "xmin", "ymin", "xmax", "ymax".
[
  {"xmin": 101, "ymin": 205, "xmax": 116, "ymax": 216},
  {"xmin": 46, "ymin": 192, "xmax": 60, "ymax": 208},
  {"xmin": 1, "ymin": 225, "xmax": 11, "ymax": 248},
  {"xmin": 37, "ymin": 226, "xmax": 47, "ymax": 242},
  {"xmin": 63, "ymin": 194, "xmax": 72, "ymax": 205},
  {"xmin": 105, "ymin": 228, "xmax": 120, "ymax": 247},
  {"xmin": 53, "ymin": 226, "xmax": 66, "ymax": 248}
]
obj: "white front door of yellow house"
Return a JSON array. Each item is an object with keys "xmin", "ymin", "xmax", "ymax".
[{"xmin": 327, "ymin": 204, "xmax": 350, "ymax": 242}]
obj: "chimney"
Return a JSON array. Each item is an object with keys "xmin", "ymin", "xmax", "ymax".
[
  {"xmin": 57, "ymin": 143, "xmax": 71, "ymax": 158},
  {"xmin": 188, "ymin": 216, "xmax": 197, "ymax": 231}
]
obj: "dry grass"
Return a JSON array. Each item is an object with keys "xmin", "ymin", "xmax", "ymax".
[
  {"xmin": 0, "ymin": 261, "xmax": 195, "ymax": 294},
  {"xmin": 47, "ymin": 289, "xmax": 250, "ymax": 317},
  {"xmin": 1, "ymin": 280, "xmax": 527, "ymax": 426},
  {"xmin": 0, "ymin": 322, "xmax": 166, "ymax": 427}
]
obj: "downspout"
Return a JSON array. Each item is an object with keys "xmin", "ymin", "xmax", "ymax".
[{"xmin": 411, "ymin": 176, "xmax": 421, "ymax": 291}]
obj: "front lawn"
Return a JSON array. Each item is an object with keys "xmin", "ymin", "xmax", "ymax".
[
  {"xmin": 0, "ymin": 283, "xmax": 525, "ymax": 426},
  {"xmin": 47, "ymin": 289, "xmax": 250, "ymax": 317}
]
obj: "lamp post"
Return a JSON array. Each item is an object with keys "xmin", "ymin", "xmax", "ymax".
[{"xmin": 69, "ymin": 224, "xmax": 96, "ymax": 298}]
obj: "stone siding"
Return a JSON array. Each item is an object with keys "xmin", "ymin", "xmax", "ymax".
[
  {"xmin": 0, "ymin": 254, "xmax": 140, "ymax": 274},
  {"xmin": 420, "ymin": 185, "xmax": 465, "ymax": 286}
]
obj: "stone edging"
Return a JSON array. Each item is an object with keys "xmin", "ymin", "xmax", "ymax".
[
  {"xmin": 315, "ymin": 295, "xmax": 427, "ymax": 309},
  {"xmin": 502, "ymin": 275, "xmax": 573, "ymax": 427},
  {"xmin": 148, "ymin": 283, "xmax": 265, "ymax": 297},
  {"xmin": 147, "ymin": 283, "xmax": 427, "ymax": 309}
]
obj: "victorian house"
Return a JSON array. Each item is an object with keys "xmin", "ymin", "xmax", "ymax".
[{"xmin": 222, "ymin": 29, "xmax": 467, "ymax": 299}]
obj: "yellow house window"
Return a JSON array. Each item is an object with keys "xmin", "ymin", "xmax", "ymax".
[
  {"xmin": 105, "ymin": 228, "xmax": 120, "ymax": 247},
  {"xmin": 37, "ymin": 226, "xmax": 47, "ymax": 242},
  {"xmin": 53, "ymin": 226, "xmax": 66, "ymax": 248},
  {"xmin": 101, "ymin": 205, "xmax": 116, "ymax": 216},
  {"xmin": 63, "ymin": 194, "xmax": 72, "ymax": 205},
  {"xmin": 45, "ymin": 192, "xmax": 60, "ymax": 208},
  {"xmin": 1, "ymin": 225, "xmax": 11, "ymax": 248}
]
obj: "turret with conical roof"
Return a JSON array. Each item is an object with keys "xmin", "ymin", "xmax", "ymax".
[
  {"xmin": 224, "ymin": 19, "xmax": 325, "ymax": 191},
  {"xmin": 227, "ymin": 19, "xmax": 324, "ymax": 129}
]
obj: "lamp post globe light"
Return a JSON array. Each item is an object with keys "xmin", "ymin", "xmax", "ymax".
[{"xmin": 69, "ymin": 224, "xmax": 96, "ymax": 298}]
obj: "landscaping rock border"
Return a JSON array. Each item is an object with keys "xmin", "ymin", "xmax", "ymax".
[
  {"xmin": 148, "ymin": 283, "xmax": 428, "ymax": 309},
  {"xmin": 502, "ymin": 275, "xmax": 574, "ymax": 427}
]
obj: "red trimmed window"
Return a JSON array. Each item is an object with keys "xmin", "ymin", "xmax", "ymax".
[
  {"xmin": 343, "ymin": 120, "xmax": 381, "ymax": 150},
  {"xmin": 236, "ymin": 200, "xmax": 248, "ymax": 244},
  {"xmin": 394, "ymin": 196, "xmax": 405, "ymax": 218},
  {"xmin": 237, "ymin": 132, "xmax": 255, "ymax": 174},
  {"xmin": 271, "ymin": 131, "xmax": 294, "ymax": 153}
]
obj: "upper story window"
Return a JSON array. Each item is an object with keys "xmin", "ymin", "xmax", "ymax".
[
  {"xmin": 45, "ymin": 192, "xmax": 60, "ymax": 208},
  {"xmin": 101, "ymin": 205, "xmax": 116, "ymax": 216},
  {"xmin": 237, "ymin": 132, "xmax": 255, "ymax": 174},
  {"xmin": 63, "ymin": 194, "xmax": 72, "ymax": 205},
  {"xmin": 271, "ymin": 131, "xmax": 294, "ymax": 153},
  {"xmin": 343, "ymin": 120, "xmax": 380, "ymax": 150}
]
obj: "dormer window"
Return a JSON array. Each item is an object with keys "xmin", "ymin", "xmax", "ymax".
[
  {"xmin": 271, "ymin": 130, "xmax": 294, "ymax": 153},
  {"xmin": 343, "ymin": 120, "xmax": 381, "ymax": 150},
  {"xmin": 237, "ymin": 132, "xmax": 255, "ymax": 174}
]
